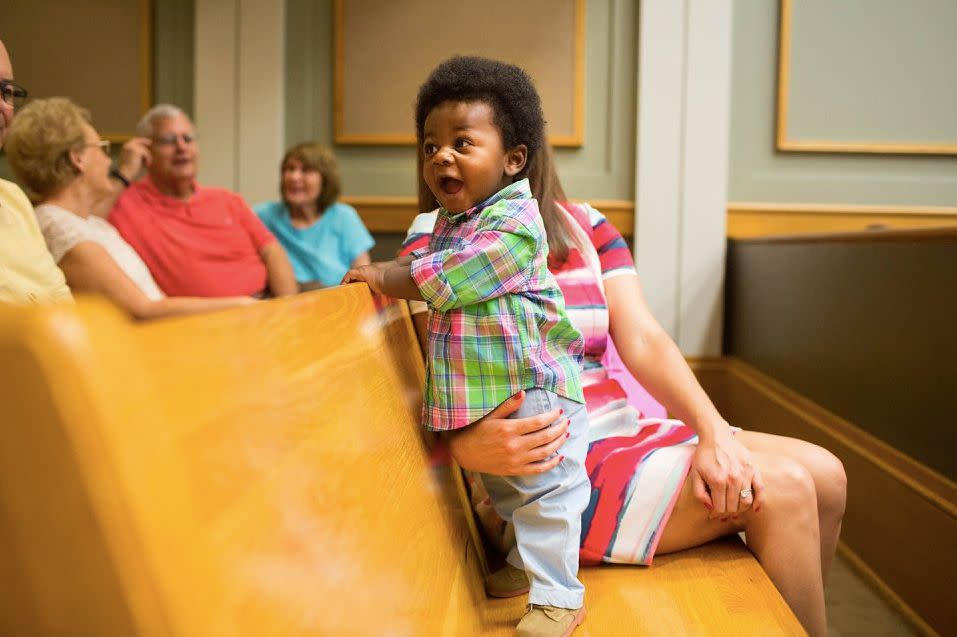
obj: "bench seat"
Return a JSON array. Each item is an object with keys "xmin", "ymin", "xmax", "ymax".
[{"xmin": 0, "ymin": 285, "xmax": 804, "ymax": 635}]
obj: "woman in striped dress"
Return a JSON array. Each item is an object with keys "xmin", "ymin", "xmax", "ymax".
[{"xmin": 401, "ymin": 149, "xmax": 845, "ymax": 637}]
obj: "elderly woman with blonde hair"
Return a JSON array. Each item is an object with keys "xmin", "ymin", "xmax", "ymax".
[
  {"xmin": 5, "ymin": 97, "xmax": 254, "ymax": 319},
  {"xmin": 254, "ymin": 142, "xmax": 373, "ymax": 291}
]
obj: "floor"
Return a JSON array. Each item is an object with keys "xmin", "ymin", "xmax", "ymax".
[{"xmin": 825, "ymin": 553, "xmax": 920, "ymax": 637}]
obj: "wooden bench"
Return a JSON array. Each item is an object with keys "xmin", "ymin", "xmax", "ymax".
[{"xmin": 0, "ymin": 286, "xmax": 805, "ymax": 635}]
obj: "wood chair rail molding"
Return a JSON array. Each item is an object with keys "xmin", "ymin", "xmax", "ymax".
[
  {"xmin": 344, "ymin": 195, "xmax": 636, "ymax": 238},
  {"xmin": 346, "ymin": 196, "xmax": 957, "ymax": 241},
  {"xmin": 727, "ymin": 202, "xmax": 957, "ymax": 239}
]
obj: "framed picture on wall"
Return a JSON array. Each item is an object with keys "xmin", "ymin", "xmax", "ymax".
[
  {"xmin": 776, "ymin": 0, "xmax": 957, "ymax": 155},
  {"xmin": 333, "ymin": 0, "xmax": 585, "ymax": 147},
  {"xmin": 4, "ymin": 0, "xmax": 152, "ymax": 141}
]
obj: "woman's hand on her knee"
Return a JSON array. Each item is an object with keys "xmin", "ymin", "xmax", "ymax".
[
  {"xmin": 446, "ymin": 390, "xmax": 568, "ymax": 476},
  {"xmin": 691, "ymin": 428, "xmax": 766, "ymax": 520}
]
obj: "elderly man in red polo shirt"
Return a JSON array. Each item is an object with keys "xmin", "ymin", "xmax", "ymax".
[{"xmin": 108, "ymin": 104, "xmax": 297, "ymax": 297}]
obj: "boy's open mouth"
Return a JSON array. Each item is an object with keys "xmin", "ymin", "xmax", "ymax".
[{"xmin": 439, "ymin": 177, "xmax": 463, "ymax": 195}]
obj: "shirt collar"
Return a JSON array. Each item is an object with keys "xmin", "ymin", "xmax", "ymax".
[
  {"xmin": 439, "ymin": 178, "xmax": 531, "ymax": 221},
  {"xmin": 143, "ymin": 175, "xmax": 201, "ymax": 202}
]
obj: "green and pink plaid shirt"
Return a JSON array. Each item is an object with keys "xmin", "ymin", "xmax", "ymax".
[{"xmin": 410, "ymin": 179, "xmax": 584, "ymax": 431}]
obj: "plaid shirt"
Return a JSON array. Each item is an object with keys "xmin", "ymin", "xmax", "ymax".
[{"xmin": 410, "ymin": 179, "xmax": 584, "ymax": 431}]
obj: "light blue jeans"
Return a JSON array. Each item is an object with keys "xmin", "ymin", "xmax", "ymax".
[{"xmin": 480, "ymin": 388, "xmax": 590, "ymax": 609}]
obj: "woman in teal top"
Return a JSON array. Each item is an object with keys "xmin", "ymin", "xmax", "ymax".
[{"xmin": 255, "ymin": 143, "xmax": 374, "ymax": 290}]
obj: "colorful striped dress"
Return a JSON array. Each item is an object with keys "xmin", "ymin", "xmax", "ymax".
[{"xmin": 402, "ymin": 202, "xmax": 701, "ymax": 566}]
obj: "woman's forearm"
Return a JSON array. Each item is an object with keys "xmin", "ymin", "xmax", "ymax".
[
  {"xmin": 622, "ymin": 330, "xmax": 728, "ymax": 444},
  {"xmin": 145, "ymin": 296, "xmax": 255, "ymax": 320},
  {"xmin": 605, "ymin": 275, "xmax": 729, "ymax": 444}
]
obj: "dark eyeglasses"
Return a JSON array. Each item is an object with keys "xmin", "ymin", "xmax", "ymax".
[{"xmin": 0, "ymin": 79, "xmax": 28, "ymax": 108}]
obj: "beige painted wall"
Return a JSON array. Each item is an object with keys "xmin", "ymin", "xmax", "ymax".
[
  {"xmin": 284, "ymin": 0, "xmax": 637, "ymax": 202},
  {"xmin": 153, "ymin": 0, "xmax": 195, "ymax": 117},
  {"xmin": 730, "ymin": 1, "xmax": 957, "ymax": 205},
  {"xmin": 6, "ymin": 0, "xmax": 957, "ymax": 209}
]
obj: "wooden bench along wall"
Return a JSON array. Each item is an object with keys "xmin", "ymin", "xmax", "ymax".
[
  {"xmin": 722, "ymin": 227, "xmax": 957, "ymax": 636},
  {"xmin": 0, "ymin": 287, "xmax": 805, "ymax": 636}
]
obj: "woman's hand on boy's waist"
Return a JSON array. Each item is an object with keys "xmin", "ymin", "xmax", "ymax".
[{"xmin": 447, "ymin": 391, "xmax": 568, "ymax": 476}]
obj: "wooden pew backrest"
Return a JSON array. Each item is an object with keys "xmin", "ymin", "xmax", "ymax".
[
  {"xmin": 0, "ymin": 286, "xmax": 806, "ymax": 636},
  {"xmin": 0, "ymin": 286, "xmax": 484, "ymax": 636}
]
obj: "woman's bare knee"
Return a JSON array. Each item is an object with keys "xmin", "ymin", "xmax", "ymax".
[
  {"xmin": 818, "ymin": 449, "xmax": 847, "ymax": 518},
  {"xmin": 735, "ymin": 431, "xmax": 845, "ymax": 521},
  {"xmin": 760, "ymin": 457, "xmax": 817, "ymax": 517},
  {"xmin": 805, "ymin": 447, "xmax": 847, "ymax": 519}
]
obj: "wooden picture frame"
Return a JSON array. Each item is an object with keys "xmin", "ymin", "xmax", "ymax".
[
  {"xmin": 4, "ymin": 0, "xmax": 153, "ymax": 142},
  {"xmin": 776, "ymin": 0, "xmax": 957, "ymax": 155},
  {"xmin": 333, "ymin": 0, "xmax": 585, "ymax": 147}
]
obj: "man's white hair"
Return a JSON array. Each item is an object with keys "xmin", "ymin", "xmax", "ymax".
[{"xmin": 135, "ymin": 104, "xmax": 192, "ymax": 137}]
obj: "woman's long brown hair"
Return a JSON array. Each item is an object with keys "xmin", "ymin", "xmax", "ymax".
[{"xmin": 416, "ymin": 143, "xmax": 577, "ymax": 266}]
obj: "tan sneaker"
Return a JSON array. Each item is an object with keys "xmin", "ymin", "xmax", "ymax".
[
  {"xmin": 485, "ymin": 563, "xmax": 530, "ymax": 598},
  {"xmin": 516, "ymin": 604, "xmax": 585, "ymax": 637}
]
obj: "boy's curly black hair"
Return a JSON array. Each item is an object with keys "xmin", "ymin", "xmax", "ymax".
[{"xmin": 415, "ymin": 56, "xmax": 545, "ymax": 177}]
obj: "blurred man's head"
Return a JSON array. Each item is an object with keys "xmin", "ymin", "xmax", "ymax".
[
  {"xmin": 0, "ymin": 39, "xmax": 24, "ymax": 150},
  {"xmin": 136, "ymin": 104, "xmax": 199, "ymax": 187}
]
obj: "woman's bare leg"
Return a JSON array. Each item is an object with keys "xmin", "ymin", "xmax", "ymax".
[
  {"xmin": 656, "ymin": 451, "xmax": 828, "ymax": 637},
  {"xmin": 734, "ymin": 431, "xmax": 847, "ymax": 580}
]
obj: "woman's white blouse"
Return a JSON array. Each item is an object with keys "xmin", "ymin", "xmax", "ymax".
[{"xmin": 35, "ymin": 203, "xmax": 165, "ymax": 301}]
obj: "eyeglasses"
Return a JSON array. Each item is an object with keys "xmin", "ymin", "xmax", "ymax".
[
  {"xmin": 79, "ymin": 140, "xmax": 112, "ymax": 156},
  {"xmin": 152, "ymin": 133, "xmax": 197, "ymax": 147},
  {"xmin": 0, "ymin": 79, "xmax": 28, "ymax": 108}
]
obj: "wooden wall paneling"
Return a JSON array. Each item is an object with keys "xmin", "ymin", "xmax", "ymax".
[
  {"xmin": 691, "ymin": 358, "xmax": 956, "ymax": 637},
  {"xmin": 724, "ymin": 230, "xmax": 957, "ymax": 478}
]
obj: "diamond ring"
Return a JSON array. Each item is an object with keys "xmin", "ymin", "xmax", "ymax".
[{"xmin": 739, "ymin": 488, "xmax": 754, "ymax": 500}]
